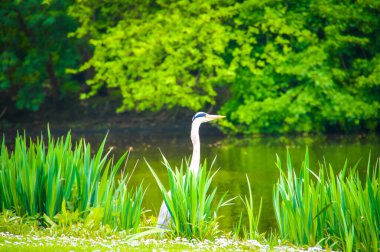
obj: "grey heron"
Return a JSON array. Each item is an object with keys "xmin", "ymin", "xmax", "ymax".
[{"xmin": 157, "ymin": 112, "xmax": 225, "ymax": 228}]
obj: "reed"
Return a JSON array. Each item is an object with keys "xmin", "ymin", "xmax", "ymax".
[
  {"xmin": 147, "ymin": 156, "xmax": 234, "ymax": 240},
  {"xmin": 0, "ymin": 129, "xmax": 145, "ymax": 232},
  {"xmin": 240, "ymin": 175, "xmax": 262, "ymax": 240},
  {"xmin": 273, "ymin": 149, "xmax": 380, "ymax": 251},
  {"xmin": 326, "ymin": 156, "xmax": 380, "ymax": 251}
]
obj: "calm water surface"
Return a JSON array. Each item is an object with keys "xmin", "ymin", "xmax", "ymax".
[{"xmin": 7, "ymin": 126, "xmax": 380, "ymax": 232}]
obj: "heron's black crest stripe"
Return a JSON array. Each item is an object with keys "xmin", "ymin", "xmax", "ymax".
[{"xmin": 192, "ymin": 112, "xmax": 207, "ymax": 122}]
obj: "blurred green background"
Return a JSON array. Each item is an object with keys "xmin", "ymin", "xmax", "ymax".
[{"xmin": 1, "ymin": 0, "xmax": 379, "ymax": 134}]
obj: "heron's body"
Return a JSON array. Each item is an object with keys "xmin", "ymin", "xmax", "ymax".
[
  {"xmin": 189, "ymin": 118, "xmax": 201, "ymax": 173},
  {"xmin": 157, "ymin": 112, "xmax": 224, "ymax": 228}
]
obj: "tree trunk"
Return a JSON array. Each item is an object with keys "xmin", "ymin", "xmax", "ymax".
[{"xmin": 46, "ymin": 54, "xmax": 60, "ymax": 100}]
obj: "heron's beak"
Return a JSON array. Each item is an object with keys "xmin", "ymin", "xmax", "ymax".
[{"xmin": 206, "ymin": 114, "xmax": 226, "ymax": 121}]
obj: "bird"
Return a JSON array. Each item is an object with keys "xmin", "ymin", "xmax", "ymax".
[{"xmin": 156, "ymin": 112, "xmax": 225, "ymax": 228}]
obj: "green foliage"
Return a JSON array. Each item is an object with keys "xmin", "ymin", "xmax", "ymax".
[
  {"xmin": 0, "ymin": 209, "xmax": 166, "ymax": 241},
  {"xmin": 0, "ymin": 0, "xmax": 82, "ymax": 111},
  {"xmin": 146, "ymin": 156, "xmax": 234, "ymax": 240},
  {"xmin": 273, "ymin": 149, "xmax": 380, "ymax": 251},
  {"xmin": 0, "ymin": 129, "xmax": 145, "ymax": 232},
  {"xmin": 220, "ymin": 0, "xmax": 380, "ymax": 133},
  {"xmin": 70, "ymin": 0, "xmax": 237, "ymax": 111},
  {"xmin": 2, "ymin": 0, "xmax": 380, "ymax": 132},
  {"xmin": 0, "ymin": 0, "xmax": 380, "ymax": 134},
  {"xmin": 69, "ymin": 0, "xmax": 379, "ymax": 133}
]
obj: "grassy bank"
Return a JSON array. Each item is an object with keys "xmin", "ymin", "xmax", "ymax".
[{"xmin": 0, "ymin": 130, "xmax": 379, "ymax": 250}]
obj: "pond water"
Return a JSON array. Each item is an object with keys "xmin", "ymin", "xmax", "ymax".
[{"xmin": 5, "ymin": 125, "xmax": 380, "ymax": 232}]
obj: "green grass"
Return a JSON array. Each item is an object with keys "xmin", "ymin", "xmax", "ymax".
[
  {"xmin": 147, "ymin": 156, "xmax": 235, "ymax": 240},
  {"xmin": 232, "ymin": 175, "xmax": 263, "ymax": 241},
  {"xmin": 0, "ymin": 210, "xmax": 272, "ymax": 252},
  {"xmin": 273, "ymin": 149, "xmax": 380, "ymax": 251},
  {"xmin": 240, "ymin": 175, "xmax": 262, "ymax": 240},
  {"xmin": 0, "ymin": 128, "xmax": 145, "ymax": 233}
]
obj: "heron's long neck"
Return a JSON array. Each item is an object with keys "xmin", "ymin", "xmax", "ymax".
[{"xmin": 189, "ymin": 121, "xmax": 201, "ymax": 174}]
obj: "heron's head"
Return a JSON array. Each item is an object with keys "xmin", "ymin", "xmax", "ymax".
[{"xmin": 192, "ymin": 112, "xmax": 225, "ymax": 123}]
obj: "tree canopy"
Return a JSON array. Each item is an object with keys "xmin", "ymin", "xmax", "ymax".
[
  {"xmin": 0, "ymin": 0, "xmax": 82, "ymax": 111},
  {"xmin": 1, "ymin": 0, "xmax": 379, "ymax": 134}
]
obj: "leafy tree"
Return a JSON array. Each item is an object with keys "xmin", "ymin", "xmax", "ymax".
[
  {"xmin": 71, "ymin": 0, "xmax": 380, "ymax": 133},
  {"xmin": 69, "ymin": 0, "xmax": 238, "ymax": 111},
  {"xmin": 0, "ymin": 0, "xmax": 82, "ymax": 111},
  {"xmin": 220, "ymin": 0, "xmax": 380, "ymax": 133}
]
